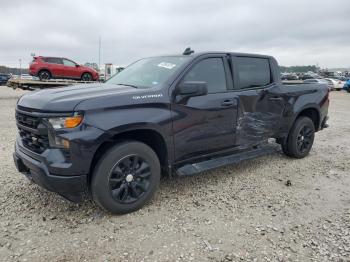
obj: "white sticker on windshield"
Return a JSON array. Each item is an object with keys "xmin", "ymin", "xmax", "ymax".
[{"xmin": 157, "ymin": 62, "xmax": 176, "ymax": 69}]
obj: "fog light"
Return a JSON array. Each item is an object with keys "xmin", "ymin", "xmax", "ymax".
[{"xmin": 48, "ymin": 132, "xmax": 70, "ymax": 149}]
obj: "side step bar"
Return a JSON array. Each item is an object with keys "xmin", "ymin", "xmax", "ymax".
[{"xmin": 176, "ymin": 144, "xmax": 277, "ymax": 176}]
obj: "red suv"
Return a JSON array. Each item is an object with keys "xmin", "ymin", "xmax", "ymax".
[{"xmin": 29, "ymin": 56, "xmax": 99, "ymax": 81}]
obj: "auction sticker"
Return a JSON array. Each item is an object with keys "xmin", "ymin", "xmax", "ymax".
[{"xmin": 157, "ymin": 62, "xmax": 176, "ymax": 69}]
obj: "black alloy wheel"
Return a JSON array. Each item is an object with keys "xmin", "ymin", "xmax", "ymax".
[
  {"xmin": 108, "ymin": 155, "xmax": 151, "ymax": 204},
  {"xmin": 281, "ymin": 116, "xmax": 315, "ymax": 158},
  {"xmin": 91, "ymin": 141, "xmax": 160, "ymax": 214},
  {"xmin": 296, "ymin": 125, "xmax": 313, "ymax": 154}
]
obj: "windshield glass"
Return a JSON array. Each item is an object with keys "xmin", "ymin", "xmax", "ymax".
[{"xmin": 106, "ymin": 56, "xmax": 190, "ymax": 88}]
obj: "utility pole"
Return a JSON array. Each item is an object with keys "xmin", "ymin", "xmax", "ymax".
[
  {"xmin": 98, "ymin": 36, "xmax": 101, "ymax": 72},
  {"xmin": 19, "ymin": 59, "xmax": 22, "ymax": 79}
]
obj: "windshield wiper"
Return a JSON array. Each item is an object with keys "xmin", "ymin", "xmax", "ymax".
[{"xmin": 116, "ymin": 83, "xmax": 138, "ymax": 89}]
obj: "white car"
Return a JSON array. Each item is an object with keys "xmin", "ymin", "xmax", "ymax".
[{"xmin": 324, "ymin": 78, "xmax": 345, "ymax": 91}]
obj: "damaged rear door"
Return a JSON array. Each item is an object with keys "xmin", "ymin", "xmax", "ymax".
[{"xmin": 231, "ymin": 56, "xmax": 285, "ymax": 147}]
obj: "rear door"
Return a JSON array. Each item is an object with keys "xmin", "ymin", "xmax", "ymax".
[
  {"xmin": 45, "ymin": 57, "xmax": 64, "ymax": 78},
  {"xmin": 172, "ymin": 55, "xmax": 238, "ymax": 162},
  {"xmin": 231, "ymin": 56, "xmax": 286, "ymax": 147}
]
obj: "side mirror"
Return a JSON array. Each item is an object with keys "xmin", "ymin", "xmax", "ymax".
[
  {"xmin": 75, "ymin": 64, "xmax": 80, "ymax": 67},
  {"xmin": 176, "ymin": 81, "xmax": 208, "ymax": 97}
]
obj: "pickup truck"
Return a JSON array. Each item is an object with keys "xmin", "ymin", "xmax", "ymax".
[{"xmin": 13, "ymin": 51, "xmax": 329, "ymax": 214}]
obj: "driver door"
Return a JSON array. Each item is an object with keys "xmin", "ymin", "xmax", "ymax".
[{"xmin": 171, "ymin": 55, "xmax": 238, "ymax": 162}]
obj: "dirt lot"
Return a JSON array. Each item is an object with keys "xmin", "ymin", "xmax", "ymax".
[{"xmin": 0, "ymin": 87, "xmax": 349, "ymax": 262}]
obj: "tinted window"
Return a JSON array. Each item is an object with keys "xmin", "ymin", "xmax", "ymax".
[
  {"xmin": 183, "ymin": 58, "xmax": 227, "ymax": 93},
  {"xmin": 63, "ymin": 59, "xmax": 76, "ymax": 67},
  {"xmin": 44, "ymin": 57, "xmax": 63, "ymax": 64},
  {"xmin": 235, "ymin": 57, "xmax": 271, "ymax": 89}
]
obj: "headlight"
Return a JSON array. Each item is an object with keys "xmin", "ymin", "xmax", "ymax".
[
  {"xmin": 46, "ymin": 113, "xmax": 83, "ymax": 149},
  {"xmin": 48, "ymin": 113, "xmax": 83, "ymax": 129}
]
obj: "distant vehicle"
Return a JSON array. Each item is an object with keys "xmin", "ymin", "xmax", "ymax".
[
  {"xmin": 0, "ymin": 74, "xmax": 11, "ymax": 85},
  {"xmin": 303, "ymin": 78, "xmax": 333, "ymax": 91},
  {"xmin": 103, "ymin": 64, "xmax": 125, "ymax": 81},
  {"xmin": 99, "ymin": 73, "xmax": 105, "ymax": 82},
  {"xmin": 324, "ymin": 78, "xmax": 345, "ymax": 91},
  {"xmin": 29, "ymin": 56, "xmax": 99, "ymax": 81},
  {"xmin": 343, "ymin": 79, "xmax": 350, "ymax": 93},
  {"xmin": 299, "ymin": 74, "xmax": 315, "ymax": 80},
  {"xmin": 281, "ymin": 74, "xmax": 298, "ymax": 80}
]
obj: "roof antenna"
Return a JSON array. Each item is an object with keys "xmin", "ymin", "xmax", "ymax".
[{"xmin": 183, "ymin": 47, "xmax": 194, "ymax": 55}]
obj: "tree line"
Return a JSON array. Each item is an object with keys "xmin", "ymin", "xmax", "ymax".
[
  {"xmin": 279, "ymin": 65, "xmax": 318, "ymax": 73},
  {"xmin": 0, "ymin": 66, "xmax": 28, "ymax": 75}
]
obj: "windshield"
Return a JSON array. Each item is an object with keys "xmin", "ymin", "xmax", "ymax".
[{"xmin": 106, "ymin": 56, "xmax": 190, "ymax": 88}]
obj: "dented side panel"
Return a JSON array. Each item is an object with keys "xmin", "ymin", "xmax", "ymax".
[{"xmin": 235, "ymin": 86, "xmax": 285, "ymax": 147}]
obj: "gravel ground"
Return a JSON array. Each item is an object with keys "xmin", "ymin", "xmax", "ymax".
[{"xmin": 0, "ymin": 87, "xmax": 349, "ymax": 262}]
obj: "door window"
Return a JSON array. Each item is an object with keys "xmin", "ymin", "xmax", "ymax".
[
  {"xmin": 234, "ymin": 57, "xmax": 271, "ymax": 89},
  {"xmin": 63, "ymin": 59, "xmax": 76, "ymax": 67},
  {"xmin": 44, "ymin": 57, "xmax": 63, "ymax": 64},
  {"xmin": 183, "ymin": 58, "xmax": 227, "ymax": 93}
]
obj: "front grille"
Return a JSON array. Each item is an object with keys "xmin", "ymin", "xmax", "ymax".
[
  {"xmin": 16, "ymin": 110, "xmax": 49, "ymax": 154},
  {"xmin": 16, "ymin": 112, "xmax": 40, "ymax": 129}
]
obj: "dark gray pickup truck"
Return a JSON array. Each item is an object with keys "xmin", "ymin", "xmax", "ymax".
[{"xmin": 13, "ymin": 50, "xmax": 329, "ymax": 214}]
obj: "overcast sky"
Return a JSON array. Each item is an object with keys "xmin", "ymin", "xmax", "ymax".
[{"xmin": 1, "ymin": 0, "xmax": 350, "ymax": 68}]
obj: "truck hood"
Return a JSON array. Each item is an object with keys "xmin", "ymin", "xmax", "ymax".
[{"xmin": 17, "ymin": 83, "xmax": 145, "ymax": 112}]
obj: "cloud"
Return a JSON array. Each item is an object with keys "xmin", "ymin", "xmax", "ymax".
[{"xmin": 1, "ymin": 0, "xmax": 349, "ymax": 68}]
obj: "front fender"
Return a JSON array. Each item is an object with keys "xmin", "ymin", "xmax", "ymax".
[{"xmin": 81, "ymin": 105, "xmax": 173, "ymax": 161}]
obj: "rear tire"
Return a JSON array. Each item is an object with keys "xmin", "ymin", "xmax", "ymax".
[
  {"xmin": 282, "ymin": 117, "xmax": 315, "ymax": 158},
  {"xmin": 91, "ymin": 141, "xmax": 160, "ymax": 214},
  {"xmin": 38, "ymin": 70, "xmax": 51, "ymax": 81}
]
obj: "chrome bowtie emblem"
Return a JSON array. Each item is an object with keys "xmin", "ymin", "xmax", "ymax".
[{"xmin": 32, "ymin": 137, "xmax": 38, "ymax": 142}]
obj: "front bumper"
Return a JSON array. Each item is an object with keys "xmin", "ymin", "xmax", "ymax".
[{"xmin": 13, "ymin": 139, "xmax": 87, "ymax": 202}]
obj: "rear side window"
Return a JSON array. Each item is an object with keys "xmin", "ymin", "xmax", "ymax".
[
  {"xmin": 43, "ymin": 57, "xmax": 63, "ymax": 64},
  {"xmin": 183, "ymin": 58, "xmax": 227, "ymax": 93},
  {"xmin": 234, "ymin": 57, "xmax": 271, "ymax": 89}
]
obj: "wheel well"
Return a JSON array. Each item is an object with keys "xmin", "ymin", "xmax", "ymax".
[
  {"xmin": 297, "ymin": 108, "xmax": 320, "ymax": 130},
  {"xmin": 89, "ymin": 129, "xmax": 169, "ymax": 183}
]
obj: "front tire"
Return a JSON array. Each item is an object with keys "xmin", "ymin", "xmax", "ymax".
[
  {"xmin": 81, "ymin": 72, "xmax": 93, "ymax": 81},
  {"xmin": 91, "ymin": 141, "xmax": 160, "ymax": 214},
  {"xmin": 282, "ymin": 117, "xmax": 315, "ymax": 158}
]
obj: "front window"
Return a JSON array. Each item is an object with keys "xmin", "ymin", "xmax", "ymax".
[
  {"xmin": 106, "ymin": 56, "xmax": 190, "ymax": 89},
  {"xmin": 182, "ymin": 58, "xmax": 227, "ymax": 93},
  {"xmin": 63, "ymin": 59, "xmax": 76, "ymax": 67}
]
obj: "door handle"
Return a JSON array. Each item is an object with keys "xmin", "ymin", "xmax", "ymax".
[
  {"xmin": 268, "ymin": 97, "xmax": 283, "ymax": 101},
  {"xmin": 221, "ymin": 99, "xmax": 235, "ymax": 107}
]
